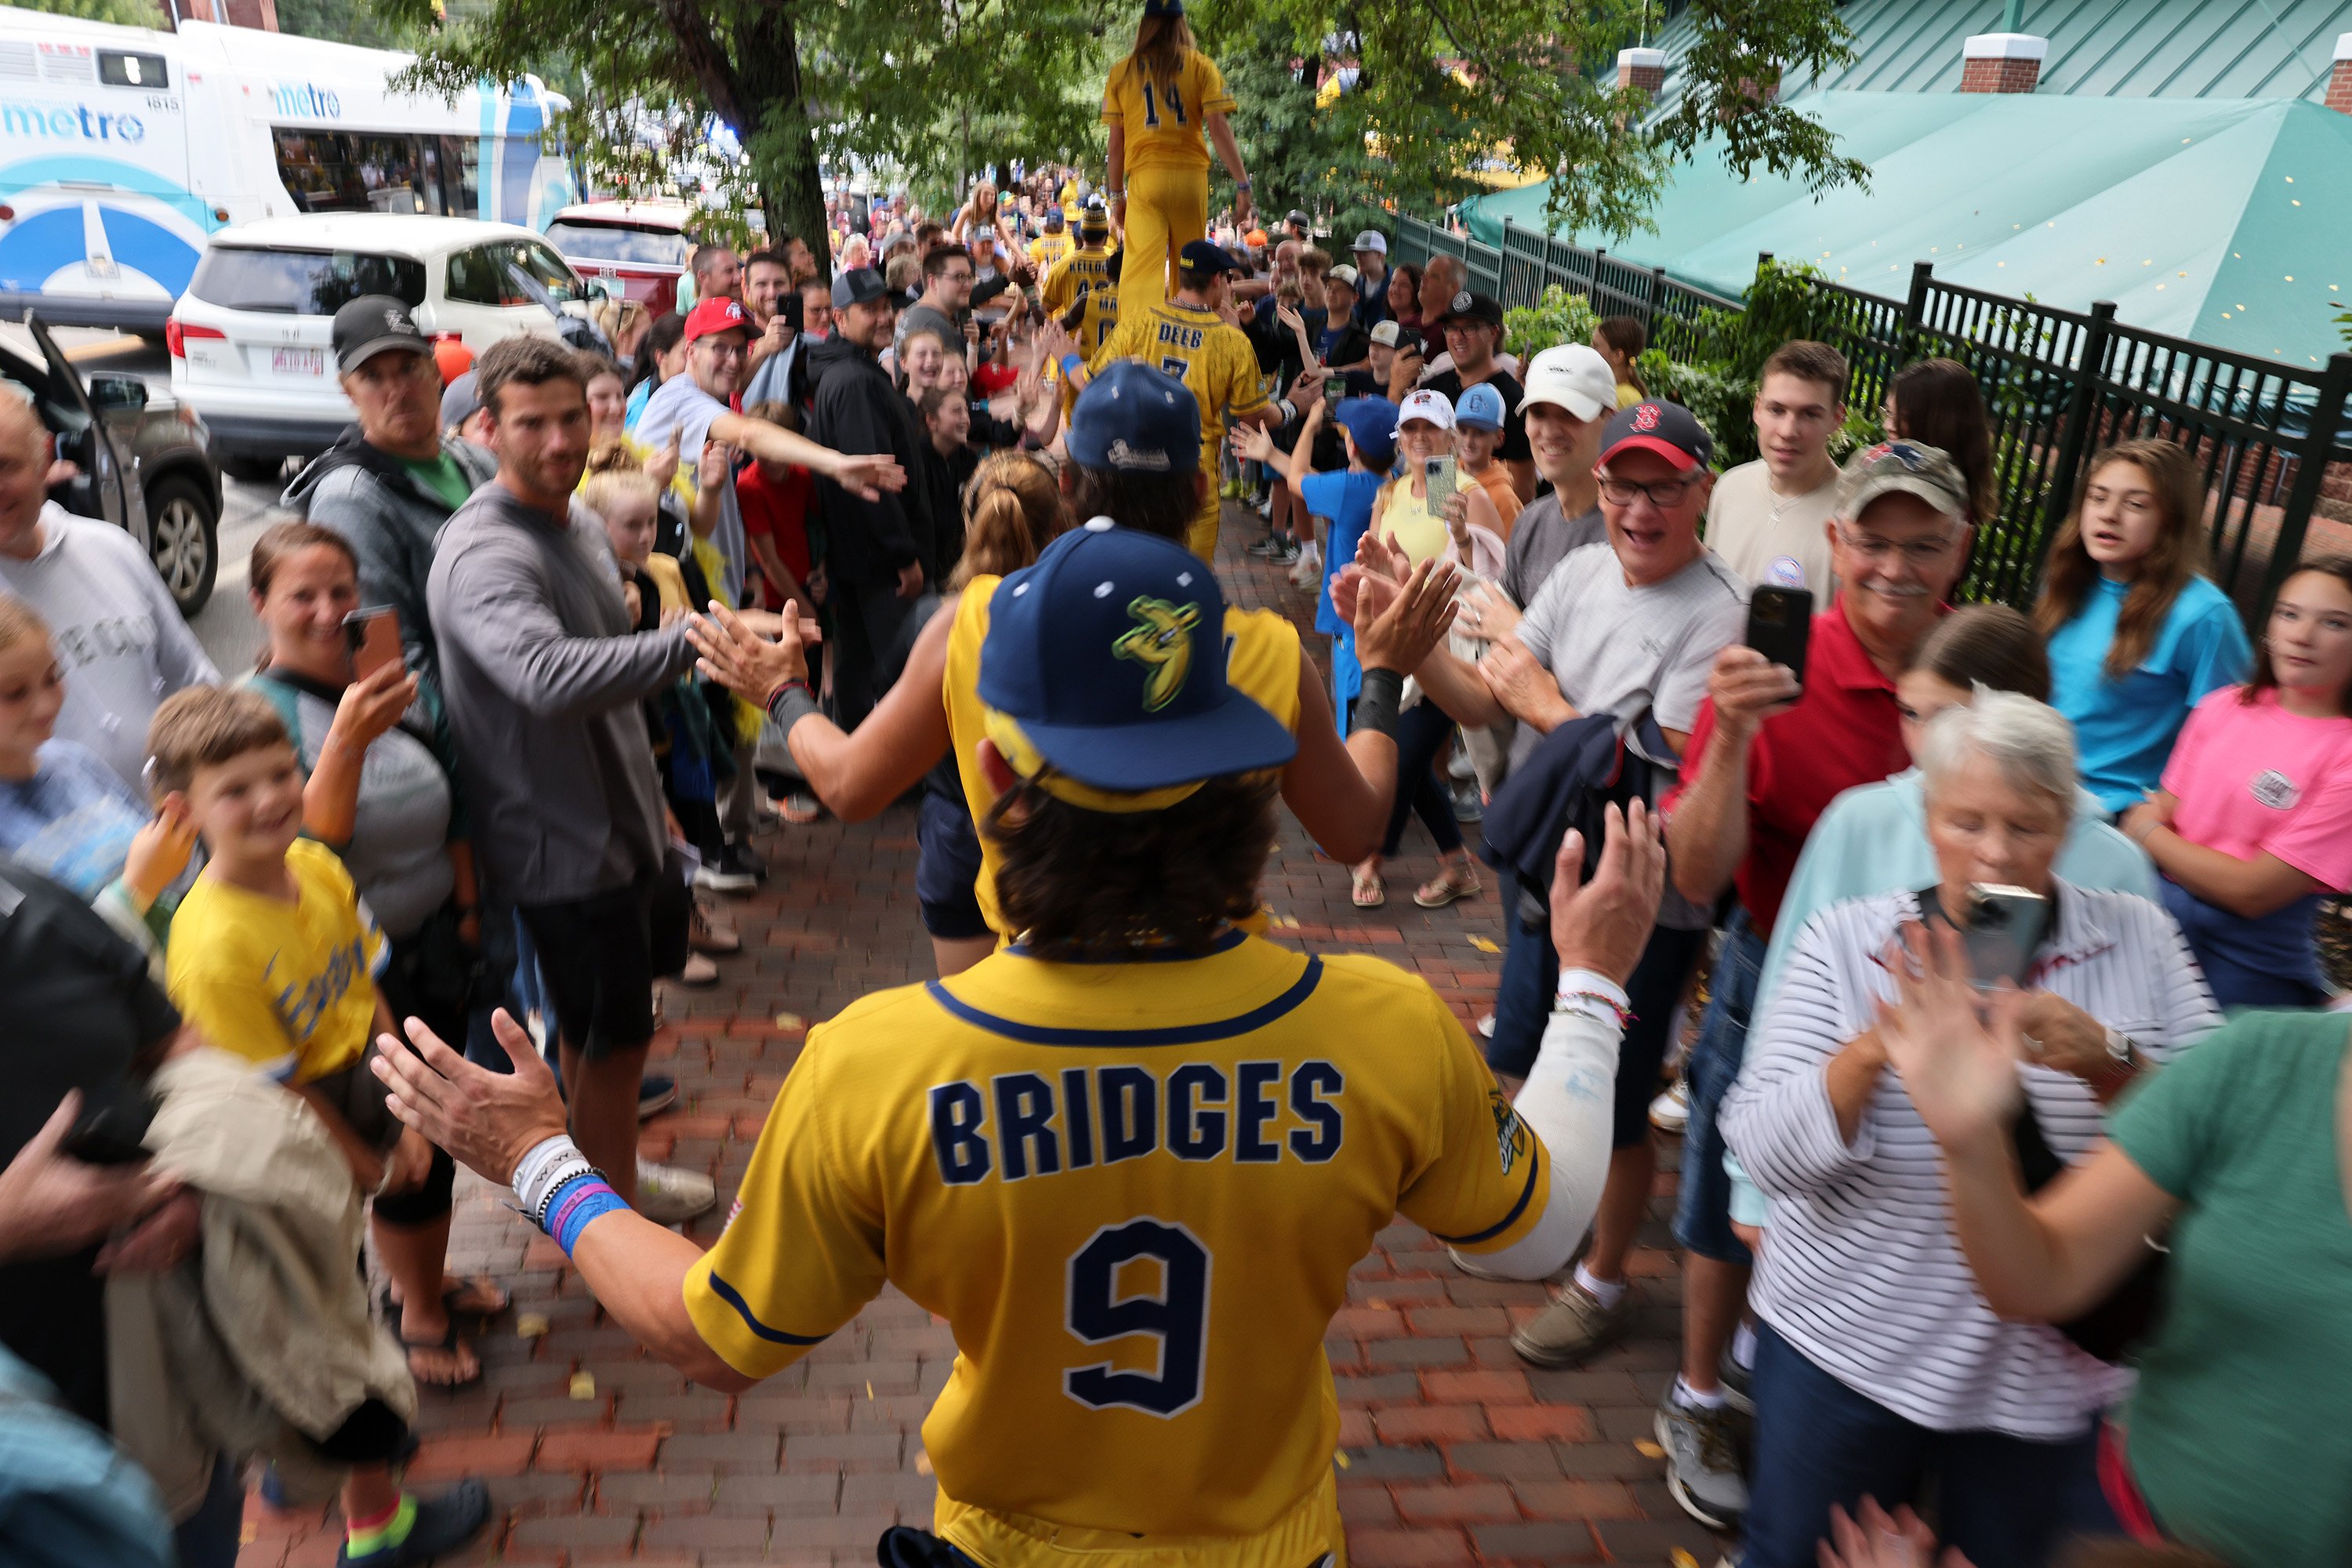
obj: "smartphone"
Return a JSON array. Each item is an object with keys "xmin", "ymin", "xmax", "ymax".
[
  {"xmin": 62, "ymin": 1081, "xmax": 158, "ymax": 1167},
  {"xmin": 1961, "ymin": 883, "xmax": 2050, "ymax": 990},
  {"xmin": 1323, "ymin": 376, "xmax": 1345, "ymax": 412},
  {"xmin": 1744, "ymin": 585, "xmax": 1813, "ymax": 688},
  {"xmin": 343, "ymin": 605, "xmax": 401, "ymax": 683},
  {"xmin": 1425, "ymin": 456, "xmax": 1457, "ymax": 509}
]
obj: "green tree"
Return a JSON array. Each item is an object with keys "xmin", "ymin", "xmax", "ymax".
[
  {"xmin": 274, "ymin": 0, "xmax": 419, "ymax": 51},
  {"xmin": 1232, "ymin": 0, "xmax": 1865, "ymax": 241},
  {"xmin": 16, "ymin": 0, "xmax": 173, "ymax": 31},
  {"xmin": 1191, "ymin": 16, "xmax": 1386, "ymax": 241}
]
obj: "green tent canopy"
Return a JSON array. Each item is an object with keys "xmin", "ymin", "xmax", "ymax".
[{"xmin": 1463, "ymin": 91, "xmax": 2352, "ymax": 369}]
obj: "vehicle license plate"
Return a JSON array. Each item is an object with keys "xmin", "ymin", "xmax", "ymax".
[{"xmin": 273, "ymin": 347, "xmax": 325, "ymax": 376}]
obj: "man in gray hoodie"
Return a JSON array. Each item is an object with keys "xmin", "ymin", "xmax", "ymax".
[
  {"xmin": 424, "ymin": 335, "xmax": 716, "ymax": 1227},
  {"xmin": 281, "ymin": 296, "xmax": 497, "ymax": 706}
]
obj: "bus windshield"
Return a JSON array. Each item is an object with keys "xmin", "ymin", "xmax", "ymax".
[
  {"xmin": 186, "ymin": 247, "xmax": 427, "ymax": 314},
  {"xmin": 543, "ymin": 221, "xmax": 690, "ymax": 268}
]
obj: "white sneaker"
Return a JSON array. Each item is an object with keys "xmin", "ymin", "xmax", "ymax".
[
  {"xmin": 1650, "ymin": 1077, "xmax": 1690, "ymax": 1135},
  {"xmin": 1475, "ymin": 1012, "xmax": 1496, "ymax": 1040},
  {"xmin": 634, "ymin": 1160, "xmax": 717, "ymax": 1225}
]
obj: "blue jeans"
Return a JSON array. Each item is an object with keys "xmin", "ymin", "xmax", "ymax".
[
  {"xmin": 1740, "ymin": 1322, "xmax": 2116, "ymax": 1568},
  {"xmin": 172, "ymin": 1454, "xmax": 245, "ymax": 1568},
  {"xmin": 1673, "ymin": 909, "xmax": 1766, "ymax": 1265},
  {"xmin": 1487, "ymin": 884, "xmax": 1704, "ymax": 1148}
]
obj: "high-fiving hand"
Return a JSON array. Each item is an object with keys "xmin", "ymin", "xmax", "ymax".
[
  {"xmin": 1874, "ymin": 921, "xmax": 2028, "ymax": 1152},
  {"xmin": 1547, "ymin": 800, "xmax": 1666, "ymax": 986}
]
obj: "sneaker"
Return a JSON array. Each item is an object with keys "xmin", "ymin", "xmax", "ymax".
[
  {"xmin": 1476, "ymin": 1012, "xmax": 1496, "ymax": 1039},
  {"xmin": 336, "ymin": 1480, "xmax": 492, "ymax": 1566},
  {"xmin": 634, "ymin": 1160, "xmax": 717, "ymax": 1225},
  {"xmin": 1247, "ymin": 534, "xmax": 1287, "ymax": 558},
  {"xmin": 690, "ymin": 900, "xmax": 741, "ymax": 955},
  {"xmin": 693, "ymin": 858, "xmax": 756, "ymax": 893},
  {"xmin": 1719, "ymin": 1345, "xmax": 1755, "ymax": 1415},
  {"xmin": 1509, "ymin": 1282, "xmax": 1632, "ymax": 1367},
  {"xmin": 725, "ymin": 841, "xmax": 766, "ymax": 879},
  {"xmin": 1269, "ymin": 539, "xmax": 1301, "ymax": 566},
  {"xmin": 1450, "ymin": 779, "xmax": 1483, "ymax": 823},
  {"xmin": 638, "ymin": 1074, "xmax": 678, "ymax": 1120},
  {"xmin": 1650, "ymin": 1077, "xmax": 1691, "ymax": 1136},
  {"xmin": 1656, "ymin": 1392, "xmax": 1751, "ymax": 1530}
]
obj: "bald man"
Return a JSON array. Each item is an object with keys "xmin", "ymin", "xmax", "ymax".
[{"xmin": 0, "ymin": 397, "xmax": 216, "ymax": 792}]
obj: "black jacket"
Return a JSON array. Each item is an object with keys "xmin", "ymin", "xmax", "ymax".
[{"xmin": 805, "ymin": 335, "xmax": 935, "ymax": 586}]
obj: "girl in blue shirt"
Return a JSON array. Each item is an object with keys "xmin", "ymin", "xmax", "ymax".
[{"xmin": 2033, "ymin": 439, "xmax": 2251, "ymax": 814}]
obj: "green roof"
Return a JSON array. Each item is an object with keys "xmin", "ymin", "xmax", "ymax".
[
  {"xmin": 1639, "ymin": 0, "xmax": 2352, "ymax": 118},
  {"xmin": 1463, "ymin": 91, "xmax": 2352, "ymax": 368}
]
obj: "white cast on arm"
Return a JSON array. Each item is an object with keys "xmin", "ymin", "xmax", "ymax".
[{"xmin": 1453, "ymin": 969, "xmax": 1625, "ymax": 1279}]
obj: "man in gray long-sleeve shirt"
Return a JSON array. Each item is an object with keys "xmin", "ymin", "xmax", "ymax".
[{"xmin": 426, "ymin": 336, "xmax": 708, "ymax": 1220}]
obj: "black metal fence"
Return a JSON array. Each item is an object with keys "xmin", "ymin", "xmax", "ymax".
[{"xmin": 1393, "ymin": 213, "xmax": 2352, "ymax": 614}]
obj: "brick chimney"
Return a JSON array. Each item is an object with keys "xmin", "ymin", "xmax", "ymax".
[
  {"xmin": 1616, "ymin": 47, "xmax": 1667, "ymax": 97},
  {"xmin": 1961, "ymin": 33, "xmax": 2049, "ymax": 93},
  {"xmin": 2329, "ymin": 33, "xmax": 2352, "ymax": 114}
]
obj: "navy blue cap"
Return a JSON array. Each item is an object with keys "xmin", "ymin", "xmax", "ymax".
[
  {"xmin": 1066, "ymin": 361, "xmax": 1201, "ymax": 475},
  {"xmin": 978, "ymin": 523, "xmax": 1295, "ymax": 795},
  {"xmin": 1599, "ymin": 398, "xmax": 1715, "ymax": 474},
  {"xmin": 1178, "ymin": 238, "xmax": 1245, "ymax": 276},
  {"xmin": 1142, "ymin": 0, "xmax": 1184, "ymax": 14},
  {"xmin": 1334, "ymin": 396, "xmax": 1399, "ymax": 470}
]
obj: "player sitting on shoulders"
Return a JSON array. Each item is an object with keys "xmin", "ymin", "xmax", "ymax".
[{"xmin": 370, "ymin": 523, "xmax": 1664, "ymax": 1568}]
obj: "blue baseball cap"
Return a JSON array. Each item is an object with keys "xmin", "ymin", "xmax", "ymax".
[
  {"xmin": 1454, "ymin": 382, "xmax": 1506, "ymax": 432},
  {"xmin": 1178, "ymin": 238, "xmax": 1245, "ymax": 275},
  {"xmin": 1334, "ymin": 396, "xmax": 1399, "ymax": 470},
  {"xmin": 1142, "ymin": 0, "xmax": 1185, "ymax": 15},
  {"xmin": 1066, "ymin": 361, "xmax": 1201, "ymax": 475},
  {"xmin": 978, "ymin": 522, "xmax": 1296, "ymax": 805}
]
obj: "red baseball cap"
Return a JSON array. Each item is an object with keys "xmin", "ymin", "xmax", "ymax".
[
  {"xmin": 1597, "ymin": 398, "xmax": 1715, "ymax": 474},
  {"xmin": 683, "ymin": 296, "xmax": 752, "ymax": 343}
]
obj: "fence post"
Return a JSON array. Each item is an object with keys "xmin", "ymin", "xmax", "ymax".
[
  {"xmin": 1500, "ymin": 216, "xmax": 1515, "ymax": 309},
  {"xmin": 1900, "ymin": 260, "xmax": 1933, "ymax": 359},
  {"xmin": 2042, "ymin": 299, "xmax": 2118, "ymax": 553},
  {"xmin": 1649, "ymin": 265, "xmax": 1668, "ymax": 332},
  {"xmin": 2257, "ymin": 350, "xmax": 2352, "ymax": 610}
]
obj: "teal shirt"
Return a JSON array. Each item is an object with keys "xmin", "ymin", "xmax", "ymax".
[
  {"xmin": 2109, "ymin": 1011, "xmax": 2352, "ymax": 1566},
  {"xmin": 2047, "ymin": 575, "xmax": 2251, "ymax": 814}
]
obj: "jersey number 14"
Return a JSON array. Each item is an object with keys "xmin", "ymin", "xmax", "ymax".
[
  {"xmin": 1140, "ymin": 80, "xmax": 1187, "ymax": 127},
  {"xmin": 1064, "ymin": 1218, "xmax": 1208, "ymax": 1418}
]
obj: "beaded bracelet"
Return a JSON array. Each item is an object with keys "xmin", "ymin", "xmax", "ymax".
[
  {"xmin": 534, "ymin": 1164, "xmax": 604, "ymax": 1232},
  {"xmin": 1555, "ymin": 989, "xmax": 1636, "ymax": 1029}
]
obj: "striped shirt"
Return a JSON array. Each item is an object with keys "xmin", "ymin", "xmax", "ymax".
[{"xmin": 1721, "ymin": 880, "xmax": 2221, "ymax": 1438}]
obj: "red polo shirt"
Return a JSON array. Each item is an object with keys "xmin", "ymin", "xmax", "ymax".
[{"xmin": 1663, "ymin": 600, "xmax": 1919, "ymax": 936}]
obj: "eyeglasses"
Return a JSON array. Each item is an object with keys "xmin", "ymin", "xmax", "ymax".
[
  {"xmin": 1598, "ymin": 474, "xmax": 1698, "ymax": 509},
  {"xmin": 1835, "ymin": 525, "xmax": 1959, "ymax": 568}
]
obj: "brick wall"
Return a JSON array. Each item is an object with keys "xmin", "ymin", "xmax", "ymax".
[{"xmin": 1960, "ymin": 56, "xmax": 2042, "ymax": 93}]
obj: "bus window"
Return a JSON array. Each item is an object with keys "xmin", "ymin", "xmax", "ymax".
[
  {"xmin": 439, "ymin": 136, "xmax": 479, "ymax": 220},
  {"xmin": 187, "ymin": 246, "xmax": 427, "ymax": 314},
  {"xmin": 273, "ymin": 130, "xmax": 437, "ymax": 215}
]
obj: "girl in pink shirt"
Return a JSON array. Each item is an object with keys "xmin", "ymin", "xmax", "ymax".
[{"xmin": 2122, "ymin": 559, "xmax": 2352, "ymax": 1006}]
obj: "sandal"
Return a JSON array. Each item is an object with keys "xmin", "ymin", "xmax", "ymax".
[
  {"xmin": 1351, "ymin": 865, "xmax": 1385, "ymax": 909},
  {"xmin": 397, "ymin": 1316, "xmax": 481, "ymax": 1390},
  {"xmin": 379, "ymin": 1277, "xmax": 510, "ymax": 1325},
  {"xmin": 691, "ymin": 900, "xmax": 742, "ymax": 955},
  {"xmin": 1414, "ymin": 862, "xmax": 1483, "ymax": 909}
]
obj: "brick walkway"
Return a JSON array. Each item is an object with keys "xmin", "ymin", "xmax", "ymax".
[{"xmin": 241, "ymin": 507, "xmax": 1726, "ymax": 1568}]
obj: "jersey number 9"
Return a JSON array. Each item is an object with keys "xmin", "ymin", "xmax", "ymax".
[{"xmin": 1063, "ymin": 1219, "xmax": 1209, "ymax": 1418}]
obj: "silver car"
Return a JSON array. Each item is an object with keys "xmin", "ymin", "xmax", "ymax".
[{"xmin": 9, "ymin": 314, "xmax": 223, "ymax": 615}]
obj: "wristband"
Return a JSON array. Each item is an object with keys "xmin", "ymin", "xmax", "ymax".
[
  {"xmin": 549, "ymin": 1178, "xmax": 630, "ymax": 1257},
  {"xmin": 531, "ymin": 1160, "xmax": 597, "ymax": 1230},
  {"xmin": 1352, "ymin": 666, "xmax": 1404, "ymax": 739},
  {"xmin": 1236, "ymin": 177, "xmax": 1253, "ymax": 191},
  {"xmin": 512, "ymin": 1134, "xmax": 585, "ymax": 1215},
  {"xmin": 1554, "ymin": 967, "xmax": 1635, "ymax": 1028},
  {"xmin": 766, "ymin": 679, "xmax": 822, "ymax": 735},
  {"xmin": 1277, "ymin": 398, "xmax": 1296, "ymax": 424},
  {"xmin": 1060, "ymin": 353, "xmax": 1084, "ymax": 380}
]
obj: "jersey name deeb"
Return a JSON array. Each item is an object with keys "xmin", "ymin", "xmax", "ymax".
[{"xmin": 928, "ymin": 1058, "xmax": 1348, "ymax": 1184}]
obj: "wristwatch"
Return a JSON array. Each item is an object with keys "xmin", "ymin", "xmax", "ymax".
[{"xmin": 2102, "ymin": 1025, "xmax": 2142, "ymax": 1076}]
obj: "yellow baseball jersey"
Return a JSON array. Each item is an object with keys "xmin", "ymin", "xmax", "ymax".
[
  {"xmin": 1094, "ymin": 299, "xmax": 1267, "ymax": 493},
  {"xmin": 941, "ymin": 575, "xmax": 1300, "ymax": 942},
  {"xmin": 683, "ymin": 935, "xmax": 1552, "ymax": 1564},
  {"xmin": 1041, "ymin": 244, "xmax": 1121, "ymax": 350},
  {"xmin": 165, "ymin": 838, "xmax": 387, "ymax": 1084},
  {"xmin": 1027, "ymin": 230, "xmax": 1075, "ymax": 272},
  {"xmin": 1102, "ymin": 52, "xmax": 1236, "ymax": 173}
]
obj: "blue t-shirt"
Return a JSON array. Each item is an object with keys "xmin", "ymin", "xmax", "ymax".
[
  {"xmin": 1298, "ymin": 469, "xmax": 1385, "ymax": 639},
  {"xmin": 2047, "ymin": 574, "xmax": 2251, "ymax": 813},
  {"xmin": 0, "ymin": 738, "xmax": 147, "ymax": 900}
]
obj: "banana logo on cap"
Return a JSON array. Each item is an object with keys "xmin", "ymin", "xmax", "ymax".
[{"xmin": 1112, "ymin": 597, "xmax": 1200, "ymax": 711}]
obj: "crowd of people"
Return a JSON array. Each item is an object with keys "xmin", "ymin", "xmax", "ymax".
[{"xmin": 2, "ymin": 2, "xmax": 2350, "ymax": 1565}]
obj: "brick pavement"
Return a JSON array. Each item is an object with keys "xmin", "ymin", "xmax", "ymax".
[{"xmin": 239, "ymin": 506, "xmax": 1725, "ymax": 1567}]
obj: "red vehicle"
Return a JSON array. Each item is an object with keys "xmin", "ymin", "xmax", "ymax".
[{"xmin": 544, "ymin": 201, "xmax": 694, "ymax": 318}]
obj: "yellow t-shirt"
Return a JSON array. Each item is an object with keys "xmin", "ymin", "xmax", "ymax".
[
  {"xmin": 165, "ymin": 838, "xmax": 388, "ymax": 1084},
  {"xmin": 1101, "ymin": 52, "xmax": 1236, "ymax": 173},
  {"xmin": 942, "ymin": 575, "xmax": 1300, "ymax": 943},
  {"xmin": 1376, "ymin": 479, "xmax": 1450, "ymax": 568},
  {"xmin": 1093, "ymin": 299, "xmax": 1266, "ymax": 503},
  {"xmin": 1027, "ymin": 230, "xmax": 1075, "ymax": 272},
  {"xmin": 1615, "ymin": 382, "xmax": 1644, "ymax": 409},
  {"xmin": 682, "ymin": 935, "xmax": 1552, "ymax": 1564}
]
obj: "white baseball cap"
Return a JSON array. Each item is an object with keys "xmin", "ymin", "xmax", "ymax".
[
  {"xmin": 1519, "ymin": 343, "xmax": 1618, "ymax": 422},
  {"xmin": 1352, "ymin": 230, "xmax": 1388, "ymax": 256},
  {"xmin": 1369, "ymin": 319, "xmax": 1403, "ymax": 348},
  {"xmin": 1325, "ymin": 263, "xmax": 1361, "ymax": 290},
  {"xmin": 1396, "ymin": 388, "xmax": 1456, "ymax": 431}
]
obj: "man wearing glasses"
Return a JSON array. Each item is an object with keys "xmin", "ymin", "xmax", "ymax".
[
  {"xmin": 1405, "ymin": 396, "xmax": 1750, "ymax": 1380},
  {"xmin": 1643, "ymin": 438, "xmax": 1973, "ymax": 1530},
  {"xmin": 1704, "ymin": 340, "xmax": 1849, "ymax": 597}
]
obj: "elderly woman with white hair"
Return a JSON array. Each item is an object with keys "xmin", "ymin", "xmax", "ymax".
[{"xmin": 1720, "ymin": 688, "xmax": 2222, "ymax": 1568}]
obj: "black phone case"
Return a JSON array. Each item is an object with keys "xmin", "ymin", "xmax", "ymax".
[{"xmin": 1744, "ymin": 586, "xmax": 1813, "ymax": 686}]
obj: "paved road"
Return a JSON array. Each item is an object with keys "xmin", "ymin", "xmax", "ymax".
[{"xmin": 2, "ymin": 324, "xmax": 292, "ymax": 673}]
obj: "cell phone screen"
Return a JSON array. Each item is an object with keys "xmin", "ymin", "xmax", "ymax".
[{"xmin": 1323, "ymin": 376, "xmax": 1345, "ymax": 410}]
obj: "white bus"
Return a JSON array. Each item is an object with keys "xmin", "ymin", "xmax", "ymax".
[{"xmin": 0, "ymin": 7, "xmax": 575, "ymax": 332}]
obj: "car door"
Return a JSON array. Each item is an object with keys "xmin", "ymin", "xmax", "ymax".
[{"xmin": 21, "ymin": 312, "xmax": 136, "ymax": 539}]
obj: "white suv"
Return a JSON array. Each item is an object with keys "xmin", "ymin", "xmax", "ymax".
[{"xmin": 166, "ymin": 214, "xmax": 596, "ymax": 475}]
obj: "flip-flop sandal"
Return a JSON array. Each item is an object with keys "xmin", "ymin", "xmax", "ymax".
[
  {"xmin": 397, "ymin": 1317, "xmax": 481, "ymax": 1391},
  {"xmin": 1351, "ymin": 868, "xmax": 1385, "ymax": 909},
  {"xmin": 379, "ymin": 1279, "xmax": 510, "ymax": 1325},
  {"xmin": 1414, "ymin": 868, "xmax": 1483, "ymax": 909}
]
